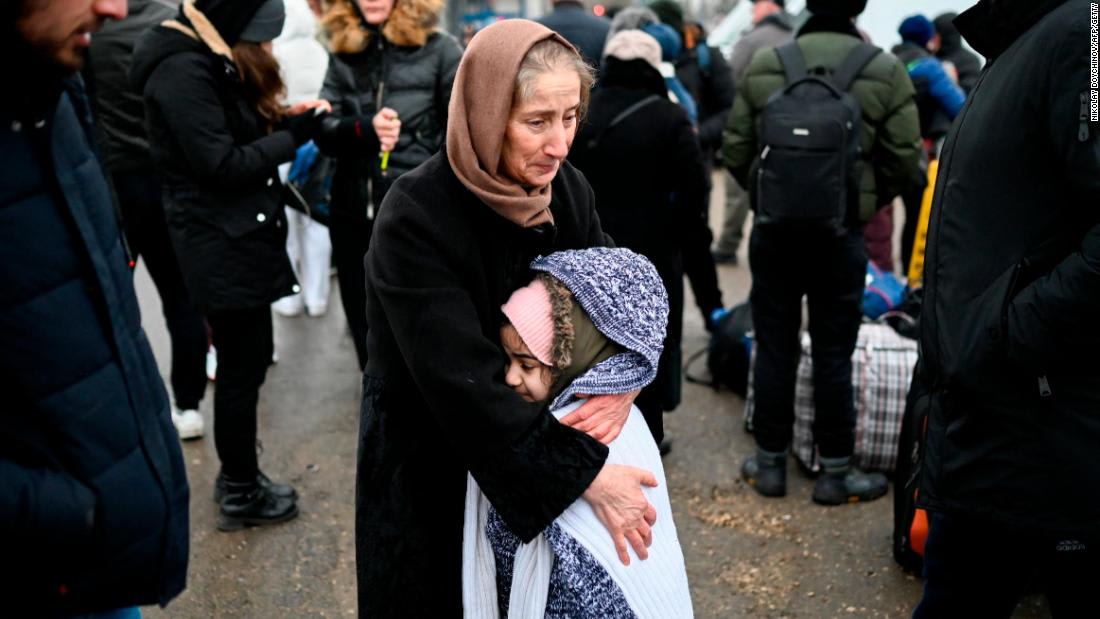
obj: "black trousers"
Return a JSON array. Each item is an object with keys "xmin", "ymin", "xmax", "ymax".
[
  {"xmin": 683, "ymin": 167, "xmax": 723, "ymax": 322},
  {"xmin": 749, "ymin": 225, "xmax": 866, "ymax": 457},
  {"xmin": 207, "ymin": 306, "xmax": 273, "ymax": 481},
  {"xmin": 330, "ymin": 209, "xmax": 372, "ymax": 371},
  {"xmin": 114, "ymin": 172, "xmax": 207, "ymax": 410},
  {"xmin": 900, "ymin": 185, "xmax": 926, "ymax": 276},
  {"xmin": 914, "ymin": 512, "xmax": 1100, "ymax": 618},
  {"xmin": 634, "ymin": 260, "xmax": 686, "ymax": 445}
]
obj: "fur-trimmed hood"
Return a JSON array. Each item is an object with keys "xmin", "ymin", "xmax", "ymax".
[{"xmin": 322, "ymin": 0, "xmax": 444, "ymax": 52}]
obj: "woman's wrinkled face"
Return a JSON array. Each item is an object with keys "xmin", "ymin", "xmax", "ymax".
[
  {"xmin": 358, "ymin": 0, "xmax": 394, "ymax": 25},
  {"xmin": 500, "ymin": 324, "xmax": 552, "ymax": 403},
  {"xmin": 500, "ymin": 69, "xmax": 582, "ymax": 189}
]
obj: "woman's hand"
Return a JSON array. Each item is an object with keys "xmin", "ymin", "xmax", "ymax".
[
  {"xmin": 286, "ymin": 98, "xmax": 332, "ymax": 117},
  {"xmin": 373, "ymin": 107, "xmax": 401, "ymax": 152},
  {"xmin": 560, "ymin": 390, "xmax": 640, "ymax": 445},
  {"xmin": 582, "ymin": 464, "xmax": 659, "ymax": 566}
]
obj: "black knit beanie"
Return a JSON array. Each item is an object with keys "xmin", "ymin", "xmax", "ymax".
[
  {"xmin": 806, "ymin": 0, "xmax": 868, "ymax": 18},
  {"xmin": 190, "ymin": 0, "xmax": 271, "ymax": 46}
]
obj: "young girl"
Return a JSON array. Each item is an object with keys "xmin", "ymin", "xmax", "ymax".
[{"xmin": 464, "ymin": 247, "xmax": 694, "ymax": 618}]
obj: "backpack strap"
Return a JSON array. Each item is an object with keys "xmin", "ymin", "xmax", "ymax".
[
  {"xmin": 586, "ymin": 95, "xmax": 662, "ymax": 150},
  {"xmin": 831, "ymin": 43, "xmax": 882, "ymax": 92},
  {"xmin": 775, "ymin": 42, "xmax": 808, "ymax": 85},
  {"xmin": 696, "ymin": 44, "xmax": 711, "ymax": 75}
]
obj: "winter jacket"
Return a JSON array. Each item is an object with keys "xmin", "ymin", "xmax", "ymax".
[
  {"xmin": 570, "ymin": 57, "xmax": 709, "ymax": 349},
  {"xmin": 132, "ymin": 5, "xmax": 298, "ymax": 313},
  {"xmin": 933, "ymin": 12, "xmax": 982, "ymax": 94},
  {"xmin": 357, "ymin": 152, "xmax": 613, "ymax": 616},
  {"xmin": 274, "ymin": 0, "xmax": 329, "ymax": 106},
  {"xmin": 316, "ymin": 0, "xmax": 462, "ymax": 217},
  {"xmin": 672, "ymin": 40, "xmax": 734, "ymax": 157},
  {"xmin": 728, "ymin": 11, "xmax": 795, "ymax": 84},
  {"xmin": 916, "ymin": 0, "xmax": 1100, "ymax": 539},
  {"xmin": 892, "ymin": 41, "xmax": 965, "ymax": 140},
  {"xmin": 722, "ymin": 18, "xmax": 923, "ymax": 222},
  {"xmin": 0, "ymin": 76, "xmax": 189, "ymax": 615},
  {"xmin": 537, "ymin": 0, "xmax": 612, "ymax": 66},
  {"xmin": 86, "ymin": 0, "xmax": 180, "ymax": 175}
]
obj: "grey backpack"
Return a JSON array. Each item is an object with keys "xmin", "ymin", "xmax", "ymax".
[{"xmin": 754, "ymin": 41, "xmax": 880, "ymax": 230}]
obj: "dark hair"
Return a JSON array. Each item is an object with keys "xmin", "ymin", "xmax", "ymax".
[{"xmin": 231, "ymin": 41, "xmax": 286, "ymax": 128}]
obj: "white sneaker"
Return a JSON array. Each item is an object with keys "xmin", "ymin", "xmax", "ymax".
[
  {"xmin": 172, "ymin": 408, "xmax": 204, "ymax": 440},
  {"xmin": 306, "ymin": 303, "xmax": 328, "ymax": 317},
  {"xmin": 273, "ymin": 295, "xmax": 304, "ymax": 317}
]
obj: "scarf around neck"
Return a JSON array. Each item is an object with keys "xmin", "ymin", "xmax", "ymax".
[
  {"xmin": 547, "ymin": 303, "xmax": 623, "ymax": 403},
  {"xmin": 446, "ymin": 19, "xmax": 576, "ymax": 228}
]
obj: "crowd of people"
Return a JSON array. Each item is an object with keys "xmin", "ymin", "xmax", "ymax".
[{"xmin": 3, "ymin": 0, "xmax": 1098, "ymax": 617}]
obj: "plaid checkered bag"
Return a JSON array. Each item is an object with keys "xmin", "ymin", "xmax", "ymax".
[
  {"xmin": 793, "ymin": 324, "xmax": 917, "ymax": 473},
  {"xmin": 745, "ymin": 324, "xmax": 917, "ymax": 473}
]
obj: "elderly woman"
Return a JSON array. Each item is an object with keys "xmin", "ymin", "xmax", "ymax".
[{"xmin": 358, "ymin": 20, "xmax": 658, "ymax": 616}]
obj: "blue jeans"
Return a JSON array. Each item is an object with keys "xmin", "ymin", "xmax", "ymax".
[{"xmin": 913, "ymin": 512, "xmax": 1100, "ymax": 618}]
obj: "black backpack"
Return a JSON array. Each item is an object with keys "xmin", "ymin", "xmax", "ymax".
[
  {"xmin": 685, "ymin": 302, "xmax": 753, "ymax": 397},
  {"xmin": 754, "ymin": 42, "xmax": 880, "ymax": 229}
]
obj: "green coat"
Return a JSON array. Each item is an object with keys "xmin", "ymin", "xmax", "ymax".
[{"xmin": 722, "ymin": 32, "xmax": 923, "ymax": 221}]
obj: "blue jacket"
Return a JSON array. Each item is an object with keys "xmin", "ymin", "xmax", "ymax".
[
  {"xmin": 893, "ymin": 41, "xmax": 966, "ymax": 138},
  {"xmin": 0, "ymin": 77, "xmax": 189, "ymax": 614},
  {"xmin": 537, "ymin": 1, "xmax": 611, "ymax": 66},
  {"xmin": 906, "ymin": 56, "xmax": 965, "ymax": 119}
]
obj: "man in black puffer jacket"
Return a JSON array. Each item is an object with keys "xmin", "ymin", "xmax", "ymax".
[
  {"xmin": 913, "ymin": 1, "xmax": 1100, "ymax": 615},
  {"xmin": 1, "ymin": 0, "xmax": 189, "ymax": 615}
]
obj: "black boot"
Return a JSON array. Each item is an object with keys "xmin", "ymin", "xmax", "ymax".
[
  {"xmin": 213, "ymin": 469, "xmax": 298, "ymax": 504},
  {"xmin": 741, "ymin": 448, "xmax": 788, "ymax": 497},
  {"xmin": 218, "ymin": 478, "xmax": 299, "ymax": 532},
  {"xmin": 658, "ymin": 438, "xmax": 673, "ymax": 457},
  {"xmin": 812, "ymin": 456, "xmax": 889, "ymax": 505}
]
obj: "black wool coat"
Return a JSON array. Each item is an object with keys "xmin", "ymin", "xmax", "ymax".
[
  {"xmin": 570, "ymin": 58, "xmax": 709, "ymax": 352},
  {"xmin": 357, "ymin": 152, "xmax": 613, "ymax": 616},
  {"xmin": 132, "ymin": 26, "xmax": 297, "ymax": 313},
  {"xmin": 916, "ymin": 0, "xmax": 1100, "ymax": 538}
]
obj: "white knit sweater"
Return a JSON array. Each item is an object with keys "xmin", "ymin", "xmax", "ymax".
[{"xmin": 463, "ymin": 401, "xmax": 694, "ymax": 618}]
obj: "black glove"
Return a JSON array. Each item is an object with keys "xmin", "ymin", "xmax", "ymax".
[
  {"xmin": 285, "ymin": 108, "xmax": 329, "ymax": 146},
  {"xmin": 318, "ymin": 114, "xmax": 375, "ymax": 143}
]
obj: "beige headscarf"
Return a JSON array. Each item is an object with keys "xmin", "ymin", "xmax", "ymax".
[{"xmin": 446, "ymin": 20, "xmax": 577, "ymax": 229}]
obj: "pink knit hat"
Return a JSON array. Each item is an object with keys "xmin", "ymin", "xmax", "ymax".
[{"xmin": 501, "ymin": 278, "xmax": 555, "ymax": 366}]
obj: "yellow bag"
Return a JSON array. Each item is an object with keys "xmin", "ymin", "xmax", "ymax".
[{"xmin": 907, "ymin": 159, "xmax": 939, "ymax": 288}]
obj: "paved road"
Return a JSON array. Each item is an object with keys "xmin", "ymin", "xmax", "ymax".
[{"xmin": 136, "ymin": 183, "xmax": 1046, "ymax": 617}]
